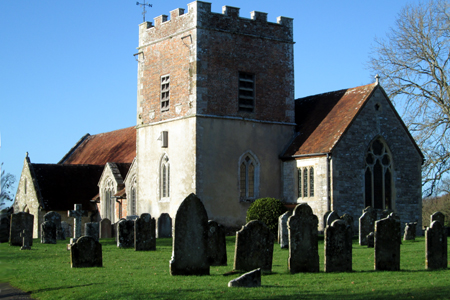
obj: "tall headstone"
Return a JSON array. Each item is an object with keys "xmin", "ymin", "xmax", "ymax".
[
  {"xmin": 207, "ymin": 220, "xmax": 227, "ymax": 266},
  {"xmin": 157, "ymin": 213, "xmax": 172, "ymax": 238},
  {"xmin": 60, "ymin": 221, "xmax": 70, "ymax": 239},
  {"xmin": 117, "ymin": 219, "xmax": 134, "ymax": 248},
  {"xmin": 324, "ymin": 219, "xmax": 352, "ymax": 272},
  {"xmin": 359, "ymin": 206, "xmax": 377, "ymax": 246},
  {"xmin": 134, "ymin": 213, "xmax": 156, "ymax": 251},
  {"xmin": 41, "ymin": 221, "xmax": 57, "ymax": 244},
  {"xmin": 0, "ymin": 214, "xmax": 10, "ymax": 243},
  {"xmin": 234, "ymin": 220, "xmax": 274, "ymax": 272},
  {"xmin": 278, "ymin": 211, "xmax": 292, "ymax": 249},
  {"xmin": 99, "ymin": 218, "xmax": 112, "ymax": 239},
  {"xmin": 20, "ymin": 229, "xmax": 32, "ymax": 250},
  {"xmin": 70, "ymin": 236, "xmax": 102, "ymax": 268},
  {"xmin": 403, "ymin": 222, "xmax": 417, "ymax": 241},
  {"xmin": 9, "ymin": 212, "xmax": 34, "ymax": 246},
  {"xmin": 84, "ymin": 222, "xmax": 99, "ymax": 242},
  {"xmin": 340, "ymin": 213, "xmax": 354, "ymax": 237},
  {"xmin": 44, "ymin": 211, "xmax": 64, "ymax": 240},
  {"xmin": 170, "ymin": 193, "xmax": 209, "ymax": 275},
  {"xmin": 375, "ymin": 213, "xmax": 401, "ymax": 271},
  {"xmin": 288, "ymin": 203, "xmax": 319, "ymax": 273},
  {"xmin": 326, "ymin": 211, "xmax": 339, "ymax": 227},
  {"xmin": 425, "ymin": 220, "xmax": 448, "ymax": 270},
  {"xmin": 430, "ymin": 211, "xmax": 445, "ymax": 227},
  {"xmin": 68, "ymin": 204, "xmax": 85, "ymax": 243}
]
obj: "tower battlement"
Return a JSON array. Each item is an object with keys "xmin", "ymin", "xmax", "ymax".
[{"xmin": 139, "ymin": 1, "xmax": 293, "ymax": 48}]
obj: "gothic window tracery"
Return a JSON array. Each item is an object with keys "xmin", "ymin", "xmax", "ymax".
[
  {"xmin": 129, "ymin": 176, "xmax": 137, "ymax": 215},
  {"xmin": 298, "ymin": 166, "xmax": 315, "ymax": 198},
  {"xmin": 104, "ymin": 178, "xmax": 115, "ymax": 222},
  {"xmin": 239, "ymin": 152, "xmax": 259, "ymax": 201},
  {"xmin": 160, "ymin": 154, "xmax": 170, "ymax": 200}
]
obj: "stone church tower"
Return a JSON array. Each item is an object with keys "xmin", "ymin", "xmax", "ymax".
[{"xmin": 135, "ymin": 1, "xmax": 296, "ymax": 227}]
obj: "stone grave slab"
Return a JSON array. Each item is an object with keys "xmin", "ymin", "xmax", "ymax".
[
  {"xmin": 324, "ymin": 219, "xmax": 352, "ymax": 272},
  {"xmin": 359, "ymin": 206, "xmax": 377, "ymax": 246},
  {"xmin": 207, "ymin": 220, "xmax": 227, "ymax": 266},
  {"xmin": 157, "ymin": 213, "xmax": 172, "ymax": 238},
  {"xmin": 403, "ymin": 222, "xmax": 417, "ymax": 241},
  {"xmin": 430, "ymin": 211, "xmax": 445, "ymax": 227},
  {"xmin": 41, "ymin": 221, "xmax": 57, "ymax": 244},
  {"xmin": 85, "ymin": 222, "xmax": 99, "ymax": 242},
  {"xmin": 426, "ymin": 220, "xmax": 448, "ymax": 269},
  {"xmin": 228, "ymin": 268, "xmax": 261, "ymax": 288},
  {"xmin": 44, "ymin": 211, "xmax": 64, "ymax": 240},
  {"xmin": 117, "ymin": 219, "xmax": 134, "ymax": 248},
  {"xmin": 9, "ymin": 212, "xmax": 34, "ymax": 246},
  {"xmin": 375, "ymin": 213, "xmax": 401, "ymax": 271},
  {"xmin": 68, "ymin": 204, "xmax": 85, "ymax": 243},
  {"xmin": 20, "ymin": 229, "xmax": 32, "ymax": 250},
  {"xmin": 278, "ymin": 211, "xmax": 292, "ymax": 249},
  {"xmin": 99, "ymin": 218, "xmax": 112, "ymax": 239},
  {"xmin": 70, "ymin": 236, "xmax": 102, "ymax": 268},
  {"xmin": 134, "ymin": 213, "xmax": 156, "ymax": 251}
]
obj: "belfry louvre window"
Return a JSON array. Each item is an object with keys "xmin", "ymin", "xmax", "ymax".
[
  {"xmin": 161, "ymin": 75, "xmax": 170, "ymax": 111},
  {"xmin": 238, "ymin": 72, "xmax": 255, "ymax": 112},
  {"xmin": 364, "ymin": 138, "xmax": 393, "ymax": 210},
  {"xmin": 298, "ymin": 166, "xmax": 314, "ymax": 198}
]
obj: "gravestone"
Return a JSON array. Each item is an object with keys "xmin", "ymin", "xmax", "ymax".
[
  {"xmin": 228, "ymin": 268, "xmax": 261, "ymax": 288},
  {"xmin": 44, "ymin": 211, "xmax": 64, "ymax": 240},
  {"xmin": 170, "ymin": 193, "xmax": 209, "ymax": 275},
  {"xmin": 288, "ymin": 203, "xmax": 319, "ymax": 273},
  {"xmin": 61, "ymin": 221, "xmax": 70, "ymax": 239},
  {"xmin": 117, "ymin": 219, "xmax": 134, "ymax": 248},
  {"xmin": 367, "ymin": 232, "xmax": 374, "ymax": 248},
  {"xmin": 403, "ymin": 222, "xmax": 417, "ymax": 241},
  {"xmin": 430, "ymin": 211, "xmax": 445, "ymax": 226},
  {"xmin": 9, "ymin": 212, "xmax": 34, "ymax": 246},
  {"xmin": 70, "ymin": 236, "xmax": 102, "ymax": 268},
  {"xmin": 41, "ymin": 221, "xmax": 57, "ymax": 244},
  {"xmin": 84, "ymin": 222, "xmax": 99, "ymax": 242},
  {"xmin": 380, "ymin": 209, "xmax": 393, "ymax": 219},
  {"xmin": 374, "ymin": 213, "xmax": 401, "ymax": 271},
  {"xmin": 340, "ymin": 213, "xmax": 354, "ymax": 237},
  {"xmin": 234, "ymin": 220, "xmax": 274, "ymax": 272},
  {"xmin": 20, "ymin": 229, "xmax": 32, "ymax": 250},
  {"xmin": 68, "ymin": 204, "xmax": 85, "ymax": 243},
  {"xmin": 126, "ymin": 215, "xmax": 139, "ymax": 221},
  {"xmin": 134, "ymin": 213, "xmax": 156, "ymax": 251},
  {"xmin": 99, "ymin": 218, "xmax": 112, "ymax": 239},
  {"xmin": 207, "ymin": 220, "xmax": 227, "ymax": 266},
  {"xmin": 359, "ymin": 206, "xmax": 377, "ymax": 245},
  {"xmin": 0, "ymin": 214, "xmax": 10, "ymax": 243},
  {"xmin": 323, "ymin": 211, "xmax": 332, "ymax": 232},
  {"xmin": 425, "ymin": 220, "xmax": 448, "ymax": 269},
  {"xmin": 157, "ymin": 213, "xmax": 172, "ymax": 238},
  {"xmin": 278, "ymin": 211, "xmax": 292, "ymax": 249},
  {"xmin": 326, "ymin": 211, "xmax": 339, "ymax": 227},
  {"xmin": 324, "ymin": 219, "xmax": 352, "ymax": 272}
]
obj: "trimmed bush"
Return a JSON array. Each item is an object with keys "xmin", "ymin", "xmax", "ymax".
[{"xmin": 246, "ymin": 198, "xmax": 287, "ymax": 236}]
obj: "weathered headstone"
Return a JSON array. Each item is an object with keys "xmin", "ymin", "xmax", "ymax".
[
  {"xmin": 324, "ymin": 219, "xmax": 352, "ymax": 272},
  {"xmin": 288, "ymin": 203, "xmax": 319, "ymax": 273},
  {"xmin": 278, "ymin": 211, "xmax": 292, "ymax": 249},
  {"xmin": 84, "ymin": 222, "xmax": 99, "ymax": 242},
  {"xmin": 41, "ymin": 221, "xmax": 57, "ymax": 244},
  {"xmin": 99, "ymin": 218, "xmax": 112, "ymax": 239},
  {"xmin": 359, "ymin": 206, "xmax": 377, "ymax": 246},
  {"xmin": 367, "ymin": 232, "xmax": 374, "ymax": 248},
  {"xmin": 60, "ymin": 221, "xmax": 70, "ymax": 239},
  {"xmin": 70, "ymin": 236, "xmax": 102, "ymax": 268},
  {"xmin": 157, "ymin": 213, "xmax": 172, "ymax": 238},
  {"xmin": 380, "ymin": 209, "xmax": 393, "ymax": 219},
  {"xmin": 117, "ymin": 219, "xmax": 134, "ymax": 248},
  {"xmin": 134, "ymin": 213, "xmax": 156, "ymax": 251},
  {"xmin": 228, "ymin": 268, "xmax": 261, "ymax": 288},
  {"xmin": 430, "ymin": 211, "xmax": 445, "ymax": 227},
  {"xmin": 234, "ymin": 220, "xmax": 274, "ymax": 272},
  {"xmin": 126, "ymin": 215, "xmax": 139, "ymax": 221},
  {"xmin": 44, "ymin": 211, "xmax": 64, "ymax": 240},
  {"xmin": 426, "ymin": 220, "xmax": 448, "ymax": 270},
  {"xmin": 68, "ymin": 204, "xmax": 85, "ymax": 244},
  {"xmin": 323, "ymin": 211, "xmax": 332, "ymax": 232},
  {"xmin": 0, "ymin": 214, "xmax": 10, "ymax": 243},
  {"xmin": 374, "ymin": 213, "xmax": 401, "ymax": 271},
  {"xmin": 207, "ymin": 220, "xmax": 227, "ymax": 266},
  {"xmin": 403, "ymin": 222, "xmax": 417, "ymax": 241},
  {"xmin": 326, "ymin": 211, "xmax": 339, "ymax": 227},
  {"xmin": 170, "ymin": 193, "xmax": 209, "ymax": 275},
  {"xmin": 340, "ymin": 213, "xmax": 354, "ymax": 237},
  {"xmin": 9, "ymin": 212, "xmax": 34, "ymax": 246},
  {"xmin": 20, "ymin": 229, "xmax": 31, "ymax": 250}
]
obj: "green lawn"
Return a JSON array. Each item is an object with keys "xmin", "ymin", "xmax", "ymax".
[{"xmin": 0, "ymin": 236, "xmax": 449, "ymax": 299}]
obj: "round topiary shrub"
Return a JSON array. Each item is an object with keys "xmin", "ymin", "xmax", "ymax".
[{"xmin": 246, "ymin": 197, "xmax": 287, "ymax": 236}]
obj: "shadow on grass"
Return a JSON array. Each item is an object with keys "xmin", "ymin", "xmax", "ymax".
[{"xmin": 29, "ymin": 283, "xmax": 100, "ymax": 294}]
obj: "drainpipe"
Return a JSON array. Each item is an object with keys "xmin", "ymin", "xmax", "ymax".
[{"xmin": 327, "ymin": 153, "xmax": 331, "ymax": 212}]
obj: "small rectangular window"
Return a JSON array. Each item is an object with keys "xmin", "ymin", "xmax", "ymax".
[
  {"xmin": 238, "ymin": 72, "xmax": 255, "ymax": 112},
  {"xmin": 161, "ymin": 75, "xmax": 170, "ymax": 111}
]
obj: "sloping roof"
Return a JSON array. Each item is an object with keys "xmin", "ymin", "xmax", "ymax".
[
  {"xmin": 59, "ymin": 126, "xmax": 136, "ymax": 165},
  {"xmin": 283, "ymin": 83, "xmax": 376, "ymax": 157},
  {"xmin": 31, "ymin": 164, "xmax": 104, "ymax": 211}
]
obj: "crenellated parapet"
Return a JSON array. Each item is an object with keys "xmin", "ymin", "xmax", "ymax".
[{"xmin": 139, "ymin": 1, "xmax": 293, "ymax": 48}]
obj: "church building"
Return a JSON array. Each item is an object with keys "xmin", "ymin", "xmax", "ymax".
[{"xmin": 14, "ymin": 1, "xmax": 423, "ymax": 237}]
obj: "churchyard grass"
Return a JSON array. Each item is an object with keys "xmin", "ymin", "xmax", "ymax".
[{"xmin": 1, "ymin": 236, "xmax": 449, "ymax": 299}]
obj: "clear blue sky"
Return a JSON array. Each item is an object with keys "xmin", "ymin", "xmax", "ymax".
[{"xmin": 0, "ymin": 0, "xmax": 420, "ymax": 204}]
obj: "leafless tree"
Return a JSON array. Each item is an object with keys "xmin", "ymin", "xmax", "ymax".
[
  {"xmin": 0, "ymin": 164, "xmax": 16, "ymax": 206},
  {"xmin": 368, "ymin": 0, "xmax": 450, "ymax": 196}
]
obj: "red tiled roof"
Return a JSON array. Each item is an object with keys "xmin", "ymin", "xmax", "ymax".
[
  {"xmin": 30, "ymin": 164, "xmax": 104, "ymax": 211},
  {"xmin": 60, "ymin": 127, "xmax": 136, "ymax": 165},
  {"xmin": 284, "ymin": 83, "xmax": 376, "ymax": 157}
]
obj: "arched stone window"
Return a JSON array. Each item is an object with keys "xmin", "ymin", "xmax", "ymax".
[
  {"xmin": 104, "ymin": 178, "xmax": 115, "ymax": 222},
  {"xmin": 160, "ymin": 154, "xmax": 170, "ymax": 200},
  {"xmin": 364, "ymin": 138, "xmax": 394, "ymax": 210},
  {"xmin": 239, "ymin": 151, "xmax": 260, "ymax": 202},
  {"xmin": 129, "ymin": 176, "xmax": 137, "ymax": 215},
  {"xmin": 297, "ymin": 166, "xmax": 315, "ymax": 198}
]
